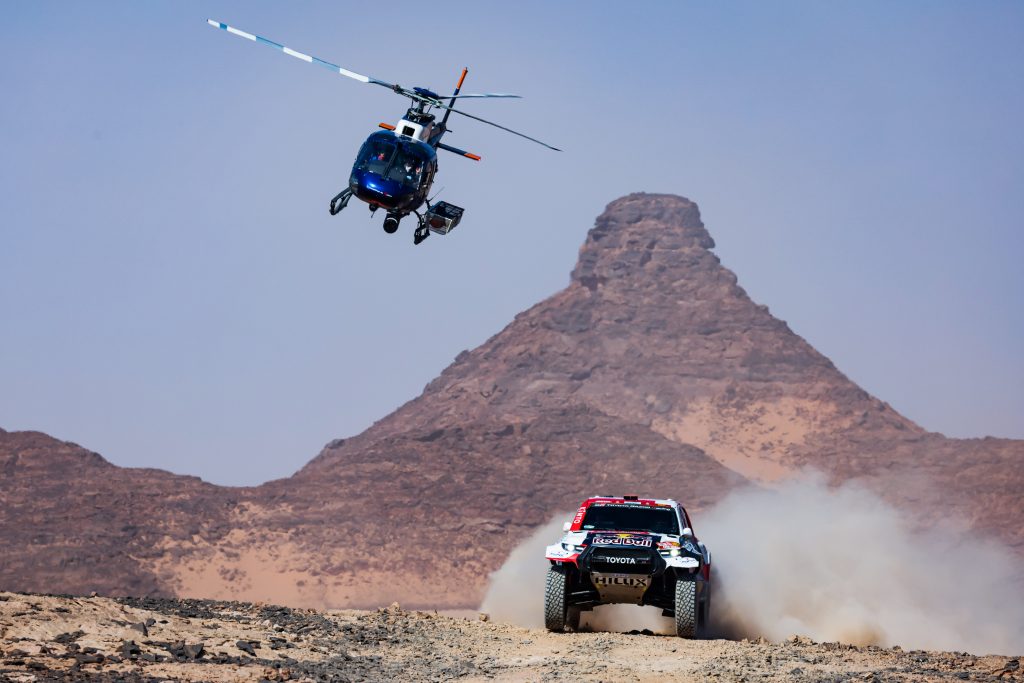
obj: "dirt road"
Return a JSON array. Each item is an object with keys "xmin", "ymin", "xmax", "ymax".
[{"xmin": 0, "ymin": 592, "xmax": 1019, "ymax": 682}]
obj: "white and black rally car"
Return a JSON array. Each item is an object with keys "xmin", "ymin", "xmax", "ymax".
[{"xmin": 544, "ymin": 495, "xmax": 711, "ymax": 637}]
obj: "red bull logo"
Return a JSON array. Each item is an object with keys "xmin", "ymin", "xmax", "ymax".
[{"xmin": 592, "ymin": 534, "xmax": 653, "ymax": 548}]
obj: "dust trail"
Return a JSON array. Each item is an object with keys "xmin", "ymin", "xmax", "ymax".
[
  {"xmin": 479, "ymin": 515, "xmax": 568, "ymax": 629},
  {"xmin": 481, "ymin": 479, "xmax": 1024, "ymax": 654},
  {"xmin": 703, "ymin": 475, "xmax": 1024, "ymax": 654},
  {"xmin": 581, "ymin": 604, "xmax": 673, "ymax": 635}
]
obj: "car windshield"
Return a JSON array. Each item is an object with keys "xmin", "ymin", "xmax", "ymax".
[{"xmin": 581, "ymin": 505, "xmax": 679, "ymax": 535}]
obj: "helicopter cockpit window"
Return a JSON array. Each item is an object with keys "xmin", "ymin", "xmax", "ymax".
[
  {"xmin": 357, "ymin": 140, "xmax": 397, "ymax": 175},
  {"xmin": 386, "ymin": 148, "xmax": 427, "ymax": 186}
]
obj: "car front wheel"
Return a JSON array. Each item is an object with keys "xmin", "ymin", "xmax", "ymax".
[
  {"xmin": 674, "ymin": 578, "xmax": 697, "ymax": 638},
  {"xmin": 544, "ymin": 567, "xmax": 569, "ymax": 632}
]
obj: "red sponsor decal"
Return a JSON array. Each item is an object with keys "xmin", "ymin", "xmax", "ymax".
[{"xmin": 571, "ymin": 505, "xmax": 587, "ymax": 528}]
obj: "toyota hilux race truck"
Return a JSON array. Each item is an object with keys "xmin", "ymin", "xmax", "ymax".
[{"xmin": 544, "ymin": 495, "xmax": 711, "ymax": 637}]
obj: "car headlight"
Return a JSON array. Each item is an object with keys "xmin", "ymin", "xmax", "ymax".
[
  {"xmin": 659, "ymin": 548, "xmax": 681, "ymax": 558},
  {"xmin": 561, "ymin": 543, "xmax": 584, "ymax": 553}
]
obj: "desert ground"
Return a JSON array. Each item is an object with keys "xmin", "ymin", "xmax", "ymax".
[{"xmin": 0, "ymin": 592, "xmax": 1019, "ymax": 682}]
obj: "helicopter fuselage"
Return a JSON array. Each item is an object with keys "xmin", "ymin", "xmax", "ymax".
[{"xmin": 348, "ymin": 130, "xmax": 438, "ymax": 215}]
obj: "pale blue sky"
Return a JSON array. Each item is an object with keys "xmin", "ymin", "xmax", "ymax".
[{"xmin": 2, "ymin": 2, "xmax": 1021, "ymax": 485}]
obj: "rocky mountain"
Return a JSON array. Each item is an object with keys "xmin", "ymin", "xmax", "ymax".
[{"xmin": 2, "ymin": 193, "xmax": 1021, "ymax": 608}]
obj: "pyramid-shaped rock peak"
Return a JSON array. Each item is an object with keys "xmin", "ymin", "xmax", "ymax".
[
  {"xmin": 327, "ymin": 193, "xmax": 917, "ymax": 483},
  {"xmin": 572, "ymin": 193, "xmax": 715, "ymax": 292}
]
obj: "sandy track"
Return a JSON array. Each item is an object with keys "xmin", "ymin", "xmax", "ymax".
[{"xmin": 0, "ymin": 592, "xmax": 1019, "ymax": 682}]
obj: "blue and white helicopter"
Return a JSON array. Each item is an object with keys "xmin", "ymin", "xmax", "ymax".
[{"xmin": 207, "ymin": 20, "xmax": 560, "ymax": 245}]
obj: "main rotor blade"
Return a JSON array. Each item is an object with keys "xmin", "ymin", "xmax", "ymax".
[
  {"xmin": 207, "ymin": 20, "xmax": 557, "ymax": 150},
  {"xmin": 437, "ymin": 103, "xmax": 561, "ymax": 152},
  {"xmin": 207, "ymin": 20, "xmax": 395, "ymax": 89}
]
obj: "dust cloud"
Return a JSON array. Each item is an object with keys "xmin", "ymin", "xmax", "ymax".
[
  {"xmin": 480, "ymin": 477, "xmax": 1024, "ymax": 654},
  {"xmin": 479, "ymin": 515, "xmax": 569, "ymax": 629},
  {"xmin": 702, "ymin": 475, "xmax": 1024, "ymax": 654}
]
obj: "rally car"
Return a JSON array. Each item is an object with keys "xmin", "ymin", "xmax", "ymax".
[{"xmin": 543, "ymin": 495, "xmax": 711, "ymax": 637}]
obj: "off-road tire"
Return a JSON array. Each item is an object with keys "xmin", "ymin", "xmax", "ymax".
[
  {"xmin": 544, "ymin": 568, "xmax": 569, "ymax": 632},
  {"xmin": 675, "ymin": 579, "xmax": 697, "ymax": 638}
]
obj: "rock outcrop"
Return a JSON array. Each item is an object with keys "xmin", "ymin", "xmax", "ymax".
[{"xmin": 0, "ymin": 428, "xmax": 233, "ymax": 597}]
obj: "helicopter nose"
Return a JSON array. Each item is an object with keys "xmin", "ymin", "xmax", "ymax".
[{"xmin": 352, "ymin": 177, "xmax": 406, "ymax": 211}]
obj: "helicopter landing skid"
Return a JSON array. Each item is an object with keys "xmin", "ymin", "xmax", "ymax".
[
  {"xmin": 329, "ymin": 188, "xmax": 353, "ymax": 216},
  {"xmin": 411, "ymin": 209, "xmax": 430, "ymax": 245},
  {"xmin": 413, "ymin": 222, "xmax": 430, "ymax": 245}
]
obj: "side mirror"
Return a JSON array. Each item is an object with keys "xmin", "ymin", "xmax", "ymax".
[
  {"xmin": 562, "ymin": 522, "xmax": 571, "ymax": 532},
  {"xmin": 681, "ymin": 527, "xmax": 694, "ymax": 538}
]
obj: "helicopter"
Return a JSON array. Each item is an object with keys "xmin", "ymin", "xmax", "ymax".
[{"xmin": 207, "ymin": 20, "xmax": 560, "ymax": 245}]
